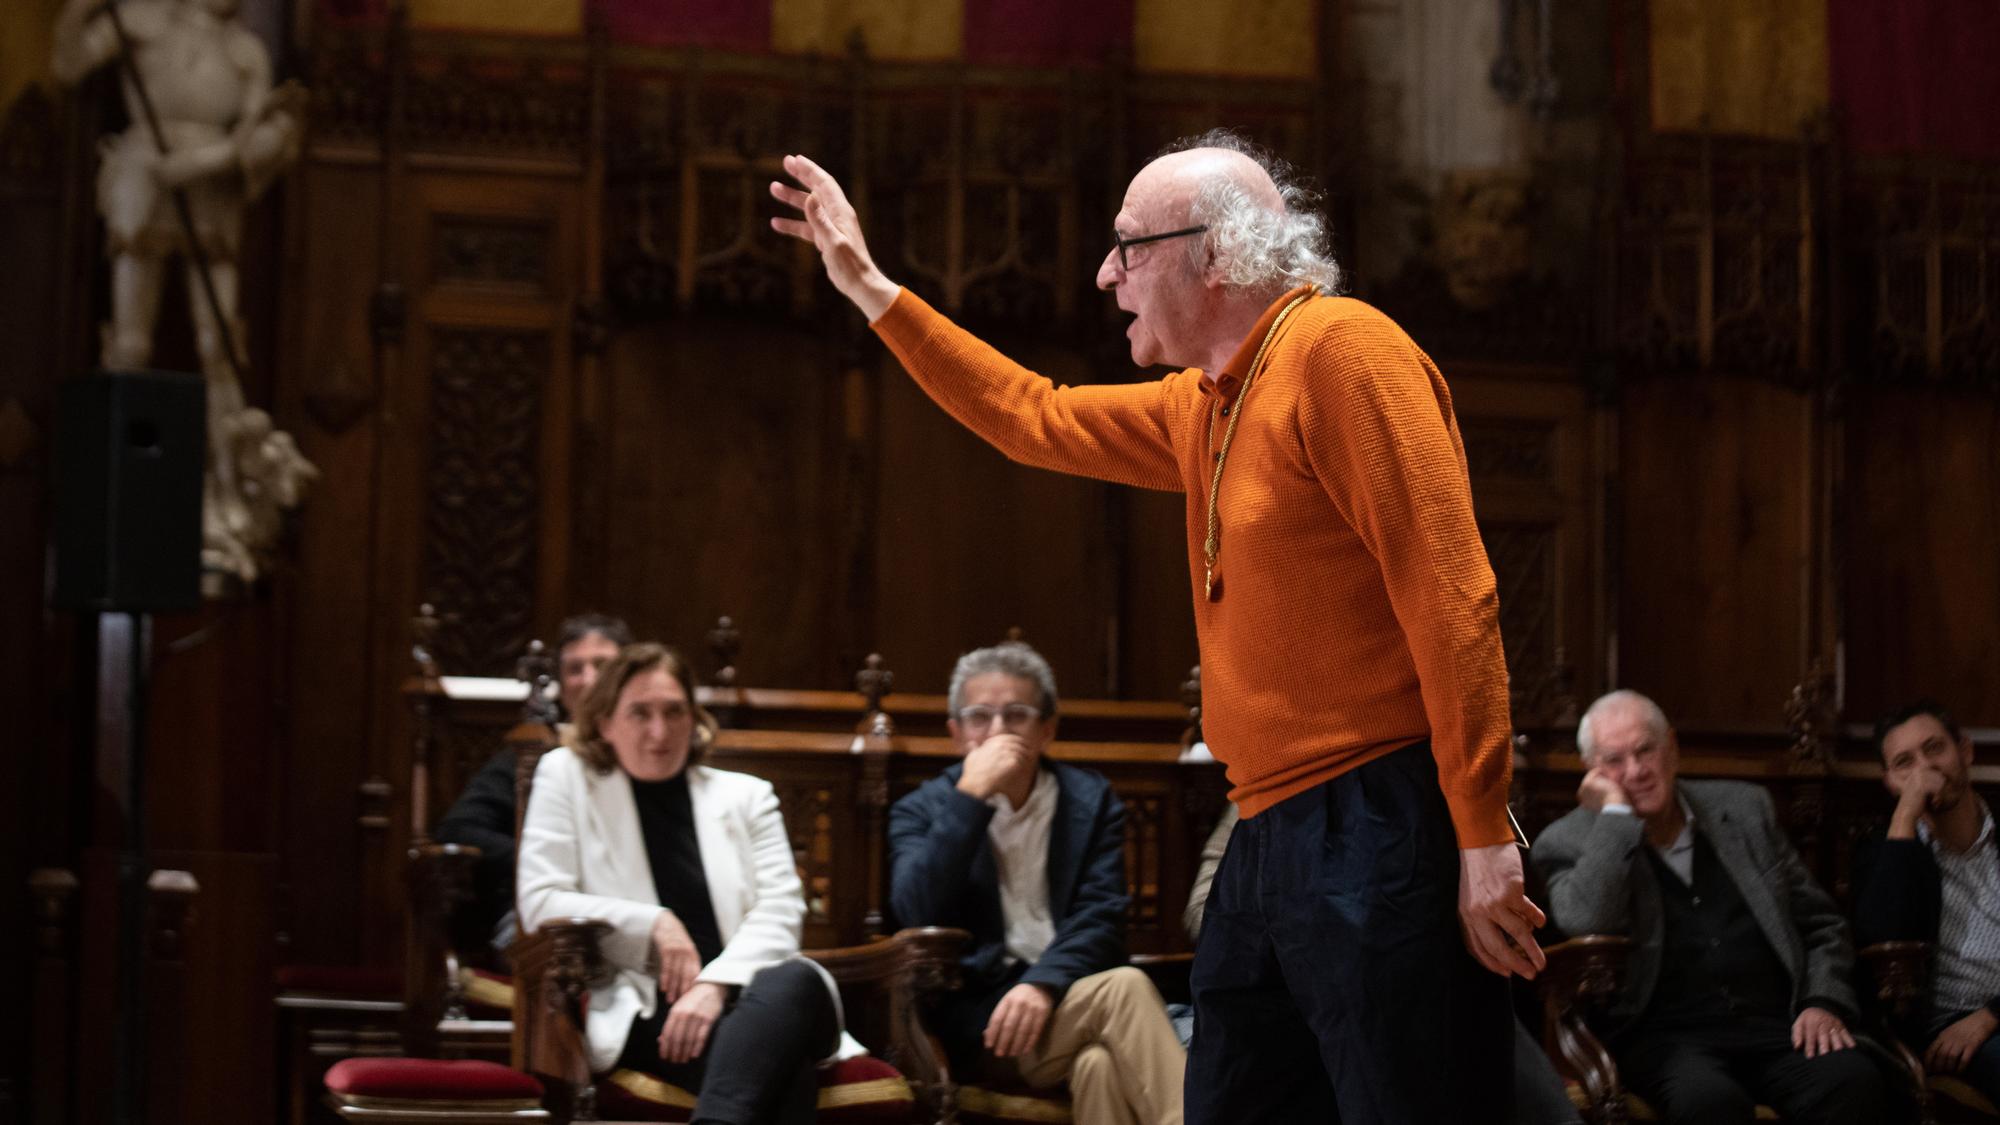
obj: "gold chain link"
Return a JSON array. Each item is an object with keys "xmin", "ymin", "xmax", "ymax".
[{"xmin": 1203, "ymin": 289, "xmax": 1315, "ymax": 600}]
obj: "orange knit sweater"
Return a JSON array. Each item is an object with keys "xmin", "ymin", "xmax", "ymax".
[{"xmin": 873, "ymin": 286, "xmax": 1515, "ymax": 847}]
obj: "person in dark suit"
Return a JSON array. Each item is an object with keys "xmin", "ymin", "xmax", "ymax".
[
  {"xmin": 888, "ymin": 641, "xmax": 1185, "ymax": 1125},
  {"xmin": 1854, "ymin": 699, "xmax": 2000, "ymax": 1104},
  {"xmin": 1532, "ymin": 690, "xmax": 1892, "ymax": 1125},
  {"xmin": 436, "ymin": 612, "xmax": 631, "ymax": 950}
]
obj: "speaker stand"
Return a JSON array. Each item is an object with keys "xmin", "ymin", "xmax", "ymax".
[{"xmin": 97, "ymin": 611, "xmax": 153, "ymax": 1125}]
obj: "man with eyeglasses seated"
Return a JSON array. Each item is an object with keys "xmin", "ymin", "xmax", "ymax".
[{"xmin": 888, "ymin": 641, "xmax": 1185, "ymax": 1125}]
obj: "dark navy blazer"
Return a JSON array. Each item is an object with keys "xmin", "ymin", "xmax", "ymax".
[{"xmin": 886, "ymin": 759, "xmax": 1128, "ymax": 1068}]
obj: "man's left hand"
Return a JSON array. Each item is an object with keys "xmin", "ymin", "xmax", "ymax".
[
  {"xmin": 983, "ymin": 982, "xmax": 1053, "ymax": 1060},
  {"xmin": 1792, "ymin": 1006, "xmax": 1857, "ymax": 1059},
  {"xmin": 1458, "ymin": 843, "xmax": 1547, "ymax": 979},
  {"xmin": 1925, "ymin": 1008, "xmax": 1998, "ymax": 1072}
]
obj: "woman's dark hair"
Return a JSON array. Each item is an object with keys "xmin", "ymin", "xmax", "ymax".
[{"xmin": 571, "ymin": 642, "xmax": 717, "ymax": 774}]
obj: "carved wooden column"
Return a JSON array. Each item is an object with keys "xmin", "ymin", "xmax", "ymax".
[
  {"xmin": 706, "ymin": 615, "xmax": 746, "ymax": 727},
  {"xmin": 855, "ymin": 652, "xmax": 895, "ymax": 738}
]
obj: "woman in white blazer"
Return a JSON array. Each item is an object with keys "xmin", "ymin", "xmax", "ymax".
[{"xmin": 518, "ymin": 642, "xmax": 854, "ymax": 1124}]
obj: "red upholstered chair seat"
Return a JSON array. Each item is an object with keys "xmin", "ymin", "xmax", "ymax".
[
  {"xmin": 599, "ymin": 1056, "xmax": 919, "ymax": 1123},
  {"xmin": 326, "ymin": 1057, "xmax": 543, "ymax": 1103}
]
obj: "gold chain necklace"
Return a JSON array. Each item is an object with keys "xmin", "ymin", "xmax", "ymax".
[{"xmin": 1203, "ymin": 289, "xmax": 1314, "ymax": 601}]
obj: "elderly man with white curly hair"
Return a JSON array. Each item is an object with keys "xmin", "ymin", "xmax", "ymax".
[{"xmin": 772, "ymin": 129, "xmax": 1537, "ymax": 1123}]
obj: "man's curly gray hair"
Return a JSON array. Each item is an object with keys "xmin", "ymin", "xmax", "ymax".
[{"xmin": 1161, "ymin": 128, "xmax": 1344, "ymax": 298}]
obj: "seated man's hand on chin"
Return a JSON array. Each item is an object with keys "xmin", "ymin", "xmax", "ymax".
[
  {"xmin": 957, "ymin": 735, "xmax": 1036, "ymax": 803},
  {"xmin": 984, "ymin": 982, "xmax": 1054, "ymax": 1059}
]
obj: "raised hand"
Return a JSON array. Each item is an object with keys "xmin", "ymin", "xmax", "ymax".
[{"xmin": 769, "ymin": 154, "xmax": 901, "ymax": 321}]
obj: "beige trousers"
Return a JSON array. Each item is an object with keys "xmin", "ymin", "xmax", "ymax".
[{"xmin": 1006, "ymin": 966, "xmax": 1187, "ymax": 1125}]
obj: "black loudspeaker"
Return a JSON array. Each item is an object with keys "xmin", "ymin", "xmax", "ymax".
[{"xmin": 52, "ymin": 370, "xmax": 207, "ymax": 612}]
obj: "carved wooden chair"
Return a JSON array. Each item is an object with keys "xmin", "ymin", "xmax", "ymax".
[
  {"xmin": 499, "ymin": 736, "xmax": 971, "ymax": 1124},
  {"xmin": 1537, "ymin": 935, "xmax": 1936, "ymax": 1125},
  {"xmin": 1859, "ymin": 941, "xmax": 2000, "ymax": 1125}
]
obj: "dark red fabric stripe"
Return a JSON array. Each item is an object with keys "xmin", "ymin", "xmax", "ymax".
[
  {"xmin": 593, "ymin": 0, "xmax": 771, "ymax": 51},
  {"xmin": 1828, "ymin": 0, "xmax": 2000, "ymax": 159},
  {"xmin": 964, "ymin": 0, "xmax": 1133, "ymax": 66}
]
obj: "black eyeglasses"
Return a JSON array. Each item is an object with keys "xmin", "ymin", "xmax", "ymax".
[{"xmin": 1112, "ymin": 224, "xmax": 1209, "ymax": 271}]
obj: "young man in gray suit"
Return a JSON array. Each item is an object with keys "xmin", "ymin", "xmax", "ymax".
[{"xmin": 1531, "ymin": 690, "xmax": 1893, "ymax": 1125}]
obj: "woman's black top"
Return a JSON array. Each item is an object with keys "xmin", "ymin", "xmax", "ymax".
[{"xmin": 629, "ymin": 771, "xmax": 725, "ymax": 966}]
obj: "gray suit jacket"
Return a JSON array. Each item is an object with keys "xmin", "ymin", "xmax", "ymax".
[{"xmin": 1531, "ymin": 778, "xmax": 1858, "ymax": 1030}]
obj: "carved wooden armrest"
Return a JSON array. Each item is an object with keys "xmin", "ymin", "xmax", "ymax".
[
  {"xmin": 1129, "ymin": 952, "xmax": 1194, "ymax": 1005},
  {"xmin": 1857, "ymin": 941, "xmax": 1930, "ymax": 1025},
  {"xmin": 803, "ymin": 927, "xmax": 968, "ymax": 1125},
  {"xmin": 804, "ymin": 926, "xmax": 967, "ymax": 989},
  {"xmin": 1537, "ymin": 936, "xmax": 1631, "ymax": 1125},
  {"xmin": 403, "ymin": 843, "xmax": 482, "ymax": 1051},
  {"xmin": 1858, "ymin": 941, "xmax": 1933, "ymax": 1115},
  {"xmin": 509, "ymin": 918, "xmax": 613, "ymax": 1121}
]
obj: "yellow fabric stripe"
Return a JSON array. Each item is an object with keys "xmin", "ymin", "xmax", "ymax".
[
  {"xmin": 815, "ymin": 1075, "xmax": 913, "ymax": 1109},
  {"xmin": 1649, "ymin": 0, "xmax": 1828, "ymax": 138},
  {"xmin": 957, "ymin": 1085, "xmax": 1074, "ymax": 1123},
  {"xmin": 605, "ymin": 1068, "xmax": 698, "ymax": 1109},
  {"xmin": 408, "ymin": 0, "xmax": 582, "ymax": 36},
  {"xmin": 1133, "ymin": 0, "xmax": 1315, "ymax": 79}
]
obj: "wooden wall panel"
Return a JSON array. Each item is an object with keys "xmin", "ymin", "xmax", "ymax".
[
  {"xmin": 1453, "ymin": 368, "xmax": 1602, "ymax": 724},
  {"xmin": 1118, "ymin": 487, "xmax": 1201, "ymax": 703},
  {"xmin": 1618, "ymin": 377, "xmax": 1816, "ymax": 727},
  {"xmin": 871, "ymin": 343, "xmax": 1121, "ymax": 696},
  {"xmin": 276, "ymin": 161, "xmax": 385, "ymax": 968},
  {"xmin": 1844, "ymin": 387, "xmax": 2000, "ymax": 727},
  {"xmin": 599, "ymin": 316, "xmax": 846, "ymax": 687}
]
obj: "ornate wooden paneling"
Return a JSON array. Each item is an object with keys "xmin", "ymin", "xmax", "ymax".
[
  {"xmin": 1454, "ymin": 371, "xmax": 1598, "ymax": 728},
  {"xmin": 1608, "ymin": 135, "xmax": 1823, "ymax": 383},
  {"xmin": 1844, "ymin": 160, "xmax": 2000, "ymax": 388},
  {"xmin": 418, "ymin": 328, "xmax": 548, "ymax": 676}
]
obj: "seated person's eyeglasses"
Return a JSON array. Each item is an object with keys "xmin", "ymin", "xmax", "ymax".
[
  {"xmin": 1112, "ymin": 224, "xmax": 1209, "ymax": 272},
  {"xmin": 955, "ymin": 703, "xmax": 1043, "ymax": 732}
]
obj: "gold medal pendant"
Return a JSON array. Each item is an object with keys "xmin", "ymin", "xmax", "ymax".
[{"xmin": 1204, "ymin": 567, "xmax": 1221, "ymax": 602}]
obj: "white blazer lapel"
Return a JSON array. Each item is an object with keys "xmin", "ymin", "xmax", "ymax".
[
  {"xmin": 583, "ymin": 764, "xmax": 657, "ymax": 906},
  {"xmin": 687, "ymin": 766, "xmax": 748, "ymax": 942}
]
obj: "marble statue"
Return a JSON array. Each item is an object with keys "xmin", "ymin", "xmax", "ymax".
[{"xmin": 52, "ymin": 0, "xmax": 314, "ymax": 588}]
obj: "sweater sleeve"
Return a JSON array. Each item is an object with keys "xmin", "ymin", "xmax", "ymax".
[
  {"xmin": 871, "ymin": 288, "xmax": 1185, "ymax": 492},
  {"xmin": 1296, "ymin": 317, "xmax": 1514, "ymax": 847}
]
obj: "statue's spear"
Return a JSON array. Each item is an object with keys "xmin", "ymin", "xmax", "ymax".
[{"xmin": 99, "ymin": 0, "xmax": 249, "ymax": 390}]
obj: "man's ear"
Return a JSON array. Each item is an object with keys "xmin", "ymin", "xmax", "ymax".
[{"xmin": 1201, "ymin": 246, "xmax": 1228, "ymax": 290}]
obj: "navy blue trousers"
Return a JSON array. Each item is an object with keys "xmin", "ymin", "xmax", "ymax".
[{"xmin": 1186, "ymin": 742, "xmax": 1513, "ymax": 1124}]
